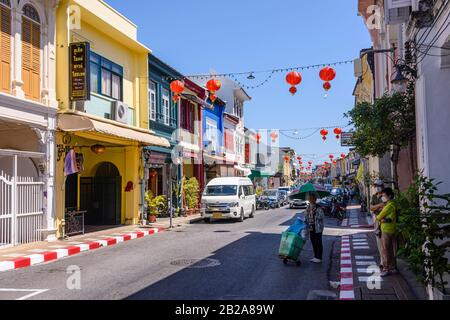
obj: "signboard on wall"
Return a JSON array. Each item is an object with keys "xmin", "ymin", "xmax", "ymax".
[
  {"xmin": 69, "ymin": 42, "xmax": 90, "ymax": 101},
  {"xmin": 341, "ymin": 132, "xmax": 355, "ymax": 147}
]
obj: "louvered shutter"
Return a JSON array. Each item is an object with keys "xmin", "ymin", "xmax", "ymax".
[
  {"xmin": 0, "ymin": 5, "xmax": 11, "ymax": 93},
  {"xmin": 22, "ymin": 17, "xmax": 40, "ymax": 101}
]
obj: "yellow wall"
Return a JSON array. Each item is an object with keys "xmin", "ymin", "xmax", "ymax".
[{"xmin": 54, "ymin": 0, "xmax": 149, "ymax": 236}]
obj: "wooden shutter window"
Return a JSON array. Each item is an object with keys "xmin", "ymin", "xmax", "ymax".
[
  {"xmin": 0, "ymin": 5, "xmax": 11, "ymax": 93},
  {"xmin": 22, "ymin": 17, "xmax": 40, "ymax": 101}
]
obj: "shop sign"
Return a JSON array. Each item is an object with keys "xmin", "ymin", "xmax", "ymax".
[
  {"xmin": 69, "ymin": 42, "xmax": 90, "ymax": 101},
  {"xmin": 341, "ymin": 132, "xmax": 355, "ymax": 147}
]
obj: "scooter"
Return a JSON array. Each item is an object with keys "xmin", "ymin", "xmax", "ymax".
[{"xmin": 331, "ymin": 199, "xmax": 346, "ymax": 221}]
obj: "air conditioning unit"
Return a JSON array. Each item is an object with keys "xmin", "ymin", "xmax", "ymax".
[
  {"xmin": 385, "ymin": 0, "xmax": 412, "ymax": 24},
  {"xmin": 112, "ymin": 101, "xmax": 128, "ymax": 124}
]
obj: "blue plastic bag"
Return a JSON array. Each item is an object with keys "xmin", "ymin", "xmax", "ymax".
[{"xmin": 286, "ymin": 218, "xmax": 306, "ymax": 236}]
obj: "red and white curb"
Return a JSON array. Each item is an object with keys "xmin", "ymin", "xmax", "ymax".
[
  {"xmin": 339, "ymin": 235, "xmax": 355, "ymax": 300},
  {"xmin": 0, "ymin": 228, "xmax": 164, "ymax": 273}
]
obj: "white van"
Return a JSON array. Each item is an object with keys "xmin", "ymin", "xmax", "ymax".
[{"xmin": 201, "ymin": 177, "xmax": 256, "ymax": 223}]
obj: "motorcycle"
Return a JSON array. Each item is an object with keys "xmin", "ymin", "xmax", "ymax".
[
  {"xmin": 256, "ymin": 196, "xmax": 271, "ymax": 210},
  {"xmin": 330, "ymin": 198, "xmax": 346, "ymax": 221}
]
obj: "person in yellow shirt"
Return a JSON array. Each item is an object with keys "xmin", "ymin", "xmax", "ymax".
[{"xmin": 376, "ymin": 187, "xmax": 398, "ymax": 277}]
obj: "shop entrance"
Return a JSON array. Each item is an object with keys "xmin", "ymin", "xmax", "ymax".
[{"xmin": 80, "ymin": 162, "xmax": 122, "ymax": 226}]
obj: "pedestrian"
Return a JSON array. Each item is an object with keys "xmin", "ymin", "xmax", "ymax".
[
  {"xmin": 305, "ymin": 193, "xmax": 325, "ymax": 263},
  {"xmin": 376, "ymin": 188, "xmax": 398, "ymax": 277},
  {"xmin": 370, "ymin": 180, "xmax": 385, "ymax": 269}
]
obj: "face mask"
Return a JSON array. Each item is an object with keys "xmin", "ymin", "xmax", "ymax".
[{"xmin": 381, "ymin": 196, "xmax": 388, "ymax": 203}]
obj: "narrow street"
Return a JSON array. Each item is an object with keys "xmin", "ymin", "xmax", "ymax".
[{"xmin": 0, "ymin": 208, "xmax": 342, "ymax": 300}]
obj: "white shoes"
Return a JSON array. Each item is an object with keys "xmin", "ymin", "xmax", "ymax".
[{"xmin": 310, "ymin": 258, "xmax": 322, "ymax": 263}]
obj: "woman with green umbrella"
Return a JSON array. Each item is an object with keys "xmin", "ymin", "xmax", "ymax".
[
  {"xmin": 305, "ymin": 192, "xmax": 325, "ymax": 263},
  {"xmin": 290, "ymin": 183, "xmax": 329, "ymax": 263}
]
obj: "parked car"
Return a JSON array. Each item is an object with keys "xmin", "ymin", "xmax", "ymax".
[
  {"xmin": 261, "ymin": 189, "xmax": 285, "ymax": 208},
  {"xmin": 201, "ymin": 177, "xmax": 256, "ymax": 223},
  {"xmin": 278, "ymin": 186, "xmax": 295, "ymax": 196},
  {"xmin": 289, "ymin": 198, "xmax": 309, "ymax": 209}
]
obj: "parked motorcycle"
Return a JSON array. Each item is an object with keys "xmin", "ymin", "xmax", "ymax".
[
  {"xmin": 330, "ymin": 198, "xmax": 346, "ymax": 221},
  {"xmin": 256, "ymin": 196, "xmax": 271, "ymax": 210}
]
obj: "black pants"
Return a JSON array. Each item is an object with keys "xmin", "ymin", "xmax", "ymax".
[{"xmin": 310, "ymin": 232, "xmax": 323, "ymax": 260}]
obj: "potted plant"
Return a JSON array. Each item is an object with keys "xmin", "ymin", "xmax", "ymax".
[
  {"xmin": 144, "ymin": 190, "xmax": 167, "ymax": 223},
  {"xmin": 396, "ymin": 172, "xmax": 450, "ymax": 300},
  {"xmin": 182, "ymin": 176, "xmax": 200, "ymax": 215}
]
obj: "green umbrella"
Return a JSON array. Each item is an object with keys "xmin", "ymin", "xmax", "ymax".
[{"xmin": 289, "ymin": 183, "xmax": 330, "ymax": 200}]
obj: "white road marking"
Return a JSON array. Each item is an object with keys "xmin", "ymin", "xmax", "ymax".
[
  {"xmin": 356, "ymin": 261, "xmax": 377, "ymax": 266},
  {"xmin": 355, "ymin": 256, "xmax": 375, "ymax": 260},
  {"xmin": 0, "ymin": 288, "xmax": 49, "ymax": 300}
]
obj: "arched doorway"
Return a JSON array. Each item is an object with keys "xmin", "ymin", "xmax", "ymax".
[{"xmin": 81, "ymin": 162, "xmax": 122, "ymax": 226}]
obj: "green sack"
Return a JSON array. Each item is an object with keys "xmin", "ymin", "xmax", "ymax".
[{"xmin": 279, "ymin": 231, "xmax": 304, "ymax": 259}]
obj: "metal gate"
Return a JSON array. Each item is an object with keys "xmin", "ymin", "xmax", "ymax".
[{"xmin": 0, "ymin": 151, "xmax": 45, "ymax": 248}]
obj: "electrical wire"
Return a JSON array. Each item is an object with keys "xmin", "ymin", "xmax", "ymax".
[{"xmin": 416, "ymin": 19, "xmax": 450, "ymax": 64}]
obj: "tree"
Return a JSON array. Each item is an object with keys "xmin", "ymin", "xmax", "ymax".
[{"xmin": 345, "ymin": 83, "xmax": 416, "ymax": 190}]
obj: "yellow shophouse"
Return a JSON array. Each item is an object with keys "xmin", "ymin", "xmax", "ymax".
[{"xmin": 54, "ymin": 0, "xmax": 169, "ymax": 237}]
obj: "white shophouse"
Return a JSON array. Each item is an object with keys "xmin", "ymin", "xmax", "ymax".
[{"xmin": 0, "ymin": 0, "xmax": 58, "ymax": 247}]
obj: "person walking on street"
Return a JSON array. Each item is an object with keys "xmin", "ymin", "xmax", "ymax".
[
  {"xmin": 306, "ymin": 193, "xmax": 325, "ymax": 263},
  {"xmin": 370, "ymin": 180, "xmax": 385, "ymax": 269},
  {"xmin": 376, "ymin": 188, "xmax": 398, "ymax": 277}
]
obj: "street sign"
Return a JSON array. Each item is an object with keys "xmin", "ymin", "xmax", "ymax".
[
  {"xmin": 341, "ymin": 132, "xmax": 355, "ymax": 147},
  {"xmin": 69, "ymin": 42, "xmax": 90, "ymax": 101}
]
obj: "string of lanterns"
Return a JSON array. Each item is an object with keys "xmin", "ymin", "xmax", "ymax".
[{"xmin": 171, "ymin": 59, "xmax": 354, "ymax": 92}]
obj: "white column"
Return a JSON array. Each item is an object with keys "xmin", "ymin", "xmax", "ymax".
[
  {"xmin": 45, "ymin": 120, "xmax": 57, "ymax": 241},
  {"xmin": 11, "ymin": 7, "xmax": 24, "ymax": 98},
  {"xmin": 43, "ymin": 5, "xmax": 58, "ymax": 108}
]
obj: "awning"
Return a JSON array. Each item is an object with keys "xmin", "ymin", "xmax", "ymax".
[
  {"xmin": 179, "ymin": 140, "xmax": 200, "ymax": 153},
  {"xmin": 234, "ymin": 165, "xmax": 252, "ymax": 176},
  {"xmin": 58, "ymin": 114, "xmax": 170, "ymax": 147}
]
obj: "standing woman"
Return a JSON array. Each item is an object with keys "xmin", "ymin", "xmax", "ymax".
[
  {"xmin": 376, "ymin": 188, "xmax": 398, "ymax": 276},
  {"xmin": 306, "ymin": 193, "xmax": 325, "ymax": 263}
]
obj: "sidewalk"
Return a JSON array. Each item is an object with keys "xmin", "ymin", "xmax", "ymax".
[
  {"xmin": 0, "ymin": 214, "xmax": 202, "ymax": 273},
  {"xmin": 331, "ymin": 203, "xmax": 420, "ymax": 300}
]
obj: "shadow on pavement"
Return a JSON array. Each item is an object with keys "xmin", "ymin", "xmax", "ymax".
[{"xmin": 125, "ymin": 228, "xmax": 328, "ymax": 300}]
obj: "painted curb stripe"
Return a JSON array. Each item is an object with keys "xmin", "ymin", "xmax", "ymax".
[
  {"xmin": 13, "ymin": 257, "xmax": 31, "ymax": 269},
  {"xmin": 0, "ymin": 227, "xmax": 165, "ymax": 273},
  {"xmin": 42, "ymin": 251, "xmax": 58, "ymax": 262}
]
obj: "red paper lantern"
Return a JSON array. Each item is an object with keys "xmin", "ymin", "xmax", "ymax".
[
  {"xmin": 170, "ymin": 79, "xmax": 185, "ymax": 102},
  {"xmin": 284, "ymin": 156, "xmax": 290, "ymax": 162},
  {"xmin": 334, "ymin": 127, "xmax": 342, "ymax": 139},
  {"xmin": 341, "ymin": 153, "xmax": 346, "ymax": 159},
  {"xmin": 289, "ymin": 86, "xmax": 297, "ymax": 95},
  {"xmin": 319, "ymin": 67, "xmax": 336, "ymax": 82},
  {"xmin": 308, "ymin": 161, "xmax": 312, "ymax": 165},
  {"xmin": 320, "ymin": 129, "xmax": 328, "ymax": 141},
  {"xmin": 297, "ymin": 156, "xmax": 302, "ymax": 161},
  {"xmin": 323, "ymin": 81, "xmax": 331, "ymax": 91},
  {"xmin": 206, "ymin": 79, "xmax": 221, "ymax": 93},
  {"xmin": 170, "ymin": 80, "xmax": 184, "ymax": 95},
  {"xmin": 329, "ymin": 154, "xmax": 334, "ymax": 160},
  {"xmin": 270, "ymin": 131, "xmax": 278, "ymax": 142},
  {"xmin": 209, "ymin": 93, "xmax": 218, "ymax": 102},
  {"xmin": 286, "ymin": 71, "xmax": 302, "ymax": 95},
  {"xmin": 256, "ymin": 133, "xmax": 262, "ymax": 144}
]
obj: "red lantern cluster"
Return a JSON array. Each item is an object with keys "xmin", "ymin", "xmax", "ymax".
[
  {"xmin": 170, "ymin": 80, "xmax": 185, "ymax": 102},
  {"xmin": 319, "ymin": 67, "xmax": 336, "ymax": 93},
  {"xmin": 206, "ymin": 79, "xmax": 221, "ymax": 102},
  {"xmin": 320, "ymin": 129, "xmax": 329, "ymax": 141},
  {"xmin": 334, "ymin": 127, "xmax": 342, "ymax": 139},
  {"xmin": 286, "ymin": 71, "xmax": 302, "ymax": 96}
]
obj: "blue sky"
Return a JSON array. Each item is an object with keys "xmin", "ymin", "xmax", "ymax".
[{"xmin": 106, "ymin": 0, "xmax": 372, "ymax": 166}]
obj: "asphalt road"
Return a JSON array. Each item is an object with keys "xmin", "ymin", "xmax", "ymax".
[{"xmin": 0, "ymin": 206, "xmax": 344, "ymax": 300}]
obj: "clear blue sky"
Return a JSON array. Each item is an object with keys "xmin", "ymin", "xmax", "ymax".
[{"xmin": 106, "ymin": 0, "xmax": 372, "ymax": 166}]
